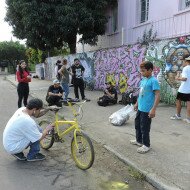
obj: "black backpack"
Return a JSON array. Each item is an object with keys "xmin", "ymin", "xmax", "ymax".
[
  {"xmin": 119, "ymin": 92, "xmax": 137, "ymax": 105},
  {"xmin": 97, "ymin": 96, "xmax": 109, "ymax": 107}
]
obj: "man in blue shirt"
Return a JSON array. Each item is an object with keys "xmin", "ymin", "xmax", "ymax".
[{"xmin": 130, "ymin": 61, "xmax": 160, "ymax": 153}]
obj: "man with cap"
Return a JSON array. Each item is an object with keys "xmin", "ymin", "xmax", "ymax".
[
  {"xmin": 97, "ymin": 81, "xmax": 118, "ymax": 106},
  {"xmin": 171, "ymin": 54, "xmax": 190, "ymax": 123},
  {"xmin": 46, "ymin": 79, "xmax": 63, "ymax": 107}
]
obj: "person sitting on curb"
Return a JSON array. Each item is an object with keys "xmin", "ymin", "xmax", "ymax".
[
  {"xmin": 170, "ymin": 55, "xmax": 190, "ymax": 123},
  {"xmin": 46, "ymin": 79, "xmax": 63, "ymax": 107},
  {"xmin": 3, "ymin": 98, "xmax": 55, "ymax": 161},
  {"xmin": 97, "ymin": 82, "xmax": 118, "ymax": 107}
]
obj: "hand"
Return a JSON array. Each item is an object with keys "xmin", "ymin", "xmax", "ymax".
[
  {"xmin": 148, "ymin": 109, "xmax": 156, "ymax": 118},
  {"xmin": 58, "ymin": 92, "xmax": 62, "ymax": 97},
  {"xmin": 27, "ymin": 75, "xmax": 31, "ymax": 79},
  {"xmin": 134, "ymin": 104, "xmax": 138, "ymax": 111},
  {"xmin": 46, "ymin": 124, "xmax": 55, "ymax": 131}
]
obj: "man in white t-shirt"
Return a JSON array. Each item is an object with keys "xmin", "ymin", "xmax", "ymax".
[
  {"xmin": 3, "ymin": 98, "xmax": 54, "ymax": 161},
  {"xmin": 171, "ymin": 55, "xmax": 190, "ymax": 123}
]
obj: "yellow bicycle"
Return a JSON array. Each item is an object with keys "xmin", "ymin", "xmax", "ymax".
[{"xmin": 39, "ymin": 101, "xmax": 95, "ymax": 170}]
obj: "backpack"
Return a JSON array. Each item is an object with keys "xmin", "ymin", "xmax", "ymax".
[
  {"xmin": 97, "ymin": 96, "xmax": 109, "ymax": 107},
  {"xmin": 119, "ymin": 92, "xmax": 137, "ymax": 105}
]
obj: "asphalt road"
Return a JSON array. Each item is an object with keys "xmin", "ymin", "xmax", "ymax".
[{"xmin": 0, "ymin": 76, "xmax": 156, "ymax": 190}]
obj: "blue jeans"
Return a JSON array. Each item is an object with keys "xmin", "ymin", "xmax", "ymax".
[
  {"xmin": 135, "ymin": 110, "xmax": 152, "ymax": 147},
  {"xmin": 62, "ymin": 83, "xmax": 69, "ymax": 100},
  {"xmin": 27, "ymin": 141, "xmax": 40, "ymax": 159}
]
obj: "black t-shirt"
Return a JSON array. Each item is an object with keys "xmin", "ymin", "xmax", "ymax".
[
  {"xmin": 104, "ymin": 87, "xmax": 118, "ymax": 100},
  {"xmin": 46, "ymin": 85, "xmax": 63, "ymax": 97},
  {"xmin": 71, "ymin": 64, "xmax": 85, "ymax": 79}
]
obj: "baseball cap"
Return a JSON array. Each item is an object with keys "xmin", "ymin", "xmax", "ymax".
[{"xmin": 53, "ymin": 79, "xmax": 60, "ymax": 84}]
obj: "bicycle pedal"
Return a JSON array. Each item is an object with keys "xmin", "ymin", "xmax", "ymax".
[{"xmin": 60, "ymin": 139, "xmax": 65, "ymax": 143}]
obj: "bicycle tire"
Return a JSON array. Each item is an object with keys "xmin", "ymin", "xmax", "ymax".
[
  {"xmin": 71, "ymin": 132, "xmax": 95, "ymax": 170},
  {"xmin": 39, "ymin": 120, "xmax": 55, "ymax": 150}
]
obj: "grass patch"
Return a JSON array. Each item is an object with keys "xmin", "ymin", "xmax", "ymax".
[{"xmin": 128, "ymin": 166, "xmax": 145, "ymax": 181}]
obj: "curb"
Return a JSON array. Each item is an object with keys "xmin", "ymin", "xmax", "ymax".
[{"xmin": 103, "ymin": 145, "xmax": 183, "ymax": 190}]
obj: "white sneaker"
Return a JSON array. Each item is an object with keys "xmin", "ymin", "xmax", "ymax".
[
  {"xmin": 130, "ymin": 140, "xmax": 142, "ymax": 147},
  {"xmin": 170, "ymin": 114, "xmax": 182, "ymax": 120},
  {"xmin": 137, "ymin": 145, "xmax": 150, "ymax": 154},
  {"xmin": 183, "ymin": 118, "xmax": 190, "ymax": 124}
]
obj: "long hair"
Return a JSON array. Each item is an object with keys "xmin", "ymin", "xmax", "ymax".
[{"xmin": 18, "ymin": 60, "xmax": 29, "ymax": 78}]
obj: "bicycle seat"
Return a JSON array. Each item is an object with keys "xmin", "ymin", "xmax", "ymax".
[{"xmin": 48, "ymin": 105, "xmax": 62, "ymax": 112}]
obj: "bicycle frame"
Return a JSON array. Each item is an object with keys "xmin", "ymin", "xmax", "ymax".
[{"xmin": 51, "ymin": 101, "xmax": 84, "ymax": 149}]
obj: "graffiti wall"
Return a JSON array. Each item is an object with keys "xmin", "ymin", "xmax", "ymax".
[
  {"xmin": 93, "ymin": 44, "xmax": 146, "ymax": 93},
  {"xmin": 44, "ymin": 35, "xmax": 190, "ymax": 104},
  {"xmin": 146, "ymin": 36, "xmax": 190, "ymax": 104}
]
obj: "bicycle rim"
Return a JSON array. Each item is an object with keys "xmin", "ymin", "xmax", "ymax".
[
  {"xmin": 39, "ymin": 120, "xmax": 54, "ymax": 150},
  {"xmin": 71, "ymin": 133, "xmax": 94, "ymax": 170}
]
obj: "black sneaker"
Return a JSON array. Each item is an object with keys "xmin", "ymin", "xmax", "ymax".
[
  {"xmin": 13, "ymin": 152, "xmax": 27, "ymax": 161},
  {"xmin": 82, "ymin": 98, "xmax": 91, "ymax": 102},
  {"xmin": 27, "ymin": 153, "xmax": 46, "ymax": 162}
]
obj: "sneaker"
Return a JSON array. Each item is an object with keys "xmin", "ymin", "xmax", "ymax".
[
  {"xmin": 27, "ymin": 153, "xmax": 46, "ymax": 162},
  {"xmin": 183, "ymin": 118, "xmax": 190, "ymax": 124},
  {"xmin": 137, "ymin": 145, "xmax": 150, "ymax": 154},
  {"xmin": 170, "ymin": 114, "xmax": 182, "ymax": 120},
  {"xmin": 13, "ymin": 152, "xmax": 27, "ymax": 161},
  {"xmin": 82, "ymin": 98, "xmax": 91, "ymax": 102},
  {"xmin": 74, "ymin": 98, "xmax": 80, "ymax": 102},
  {"xmin": 130, "ymin": 140, "xmax": 142, "ymax": 147}
]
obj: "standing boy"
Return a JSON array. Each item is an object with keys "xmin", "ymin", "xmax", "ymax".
[
  {"xmin": 170, "ymin": 55, "xmax": 190, "ymax": 123},
  {"xmin": 130, "ymin": 61, "xmax": 160, "ymax": 153}
]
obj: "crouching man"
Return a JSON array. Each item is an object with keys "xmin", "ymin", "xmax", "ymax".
[{"xmin": 3, "ymin": 98, "xmax": 54, "ymax": 161}]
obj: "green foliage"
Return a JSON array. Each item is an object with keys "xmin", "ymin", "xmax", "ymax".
[
  {"xmin": 0, "ymin": 41, "xmax": 27, "ymax": 72},
  {"xmin": 5, "ymin": 0, "xmax": 116, "ymax": 54}
]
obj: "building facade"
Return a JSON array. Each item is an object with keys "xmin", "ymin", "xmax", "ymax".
[{"xmin": 76, "ymin": 0, "xmax": 190, "ymax": 53}]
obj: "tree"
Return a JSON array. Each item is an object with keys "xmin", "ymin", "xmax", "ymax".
[
  {"xmin": 0, "ymin": 41, "xmax": 26, "ymax": 72},
  {"xmin": 5, "ymin": 0, "xmax": 117, "ymax": 54}
]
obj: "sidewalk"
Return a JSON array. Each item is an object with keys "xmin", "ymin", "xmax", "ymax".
[{"xmin": 7, "ymin": 75, "xmax": 190, "ymax": 190}]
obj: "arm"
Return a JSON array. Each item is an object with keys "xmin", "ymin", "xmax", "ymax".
[
  {"xmin": 149, "ymin": 90, "xmax": 160, "ymax": 118},
  {"xmin": 176, "ymin": 76, "xmax": 187, "ymax": 81}
]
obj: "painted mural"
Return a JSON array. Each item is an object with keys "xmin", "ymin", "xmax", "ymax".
[
  {"xmin": 146, "ymin": 36, "xmax": 190, "ymax": 104},
  {"xmin": 93, "ymin": 44, "xmax": 146, "ymax": 93}
]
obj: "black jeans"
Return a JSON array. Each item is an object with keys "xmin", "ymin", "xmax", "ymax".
[
  {"xmin": 46, "ymin": 96, "xmax": 62, "ymax": 107},
  {"xmin": 73, "ymin": 78, "xmax": 85, "ymax": 99},
  {"xmin": 135, "ymin": 110, "xmax": 152, "ymax": 147},
  {"xmin": 17, "ymin": 83, "xmax": 29, "ymax": 108}
]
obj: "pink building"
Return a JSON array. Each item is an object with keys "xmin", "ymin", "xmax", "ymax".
[{"xmin": 77, "ymin": 0, "xmax": 190, "ymax": 53}]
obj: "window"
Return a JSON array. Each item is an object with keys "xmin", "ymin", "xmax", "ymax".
[
  {"xmin": 179, "ymin": 0, "xmax": 190, "ymax": 10},
  {"xmin": 108, "ymin": 3, "xmax": 118, "ymax": 33},
  {"xmin": 137, "ymin": 0, "xmax": 149, "ymax": 24}
]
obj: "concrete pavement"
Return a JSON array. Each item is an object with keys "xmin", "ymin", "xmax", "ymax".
[{"xmin": 6, "ymin": 75, "xmax": 190, "ymax": 190}]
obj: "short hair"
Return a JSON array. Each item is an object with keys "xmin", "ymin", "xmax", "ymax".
[
  {"xmin": 140, "ymin": 61, "xmax": 153, "ymax": 70},
  {"xmin": 62, "ymin": 59, "xmax": 67, "ymax": 64},
  {"xmin": 26, "ymin": 98, "xmax": 43, "ymax": 110},
  {"xmin": 74, "ymin": 58, "xmax": 79, "ymax": 62}
]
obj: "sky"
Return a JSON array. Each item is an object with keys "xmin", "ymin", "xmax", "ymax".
[{"xmin": 0, "ymin": 0, "xmax": 25, "ymax": 43}]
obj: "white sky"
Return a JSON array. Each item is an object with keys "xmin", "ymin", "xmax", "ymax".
[{"xmin": 0, "ymin": 0, "xmax": 25, "ymax": 43}]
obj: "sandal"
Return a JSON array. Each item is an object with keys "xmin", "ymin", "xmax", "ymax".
[{"xmin": 137, "ymin": 145, "xmax": 150, "ymax": 154}]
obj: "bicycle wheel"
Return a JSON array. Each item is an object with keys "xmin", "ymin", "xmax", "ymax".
[
  {"xmin": 71, "ymin": 132, "xmax": 95, "ymax": 170},
  {"xmin": 39, "ymin": 120, "xmax": 55, "ymax": 150}
]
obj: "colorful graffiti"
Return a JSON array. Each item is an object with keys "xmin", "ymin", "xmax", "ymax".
[{"xmin": 93, "ymin": 44, "xmax": 146, "ymax": 93}]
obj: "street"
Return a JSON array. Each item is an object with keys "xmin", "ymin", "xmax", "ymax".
[{"xmin": 0, "ymin": 75, "xmax": 156, "ymax": 190}]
